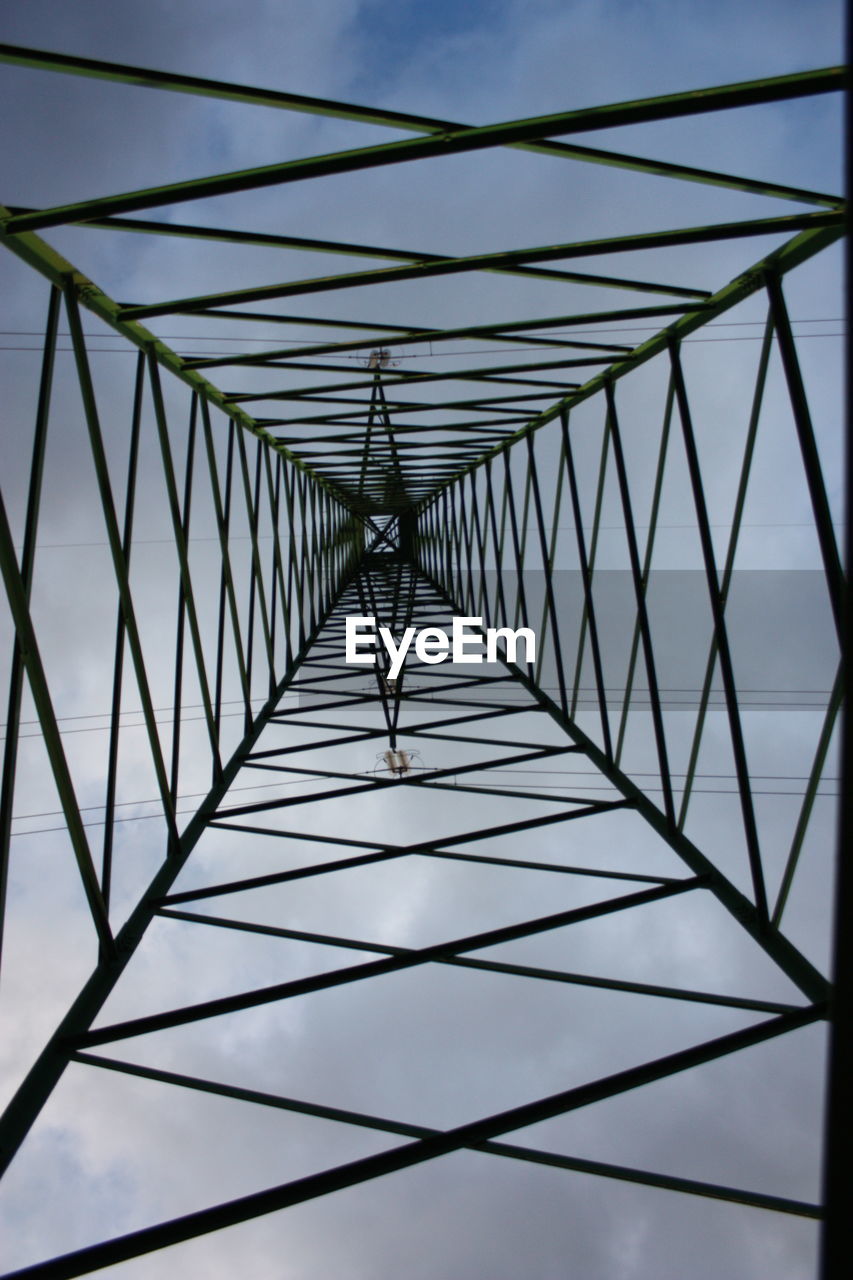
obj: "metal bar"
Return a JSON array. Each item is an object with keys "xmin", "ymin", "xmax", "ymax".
[
  {"xmin": 238, "ymin": 743, "xmax": 576, "ymax": 794},
  {"xmin": 0, "ymin": 285, "xmax": 61, "ymax": 974},
  {"xmin": 188, "ymin": 304, "xmax": 700, "ymax": 370},
  {"xmin": 74, "ymin": 879, "xmax": 706, "ymax": 1047},
  {"xmin": 154, "ymin": 907, "xmax": 801, "ymax": 1016},
  {"xmin": 764, "ymin": 270, "xmax": 845, "ymax": 642},
  {"xmin": 561, "ymin": 409, "xmax": 613, "ymax": 756},
  {"xmin": 0, "ymin": 44, "xmax": 839, "ymax": 207},
  {"xmin": 482, "ymin": 457, "xmax": 510, "ymax": 637},
  {"xmin": 6, "ymin": 69, "xmax": 843, "ymax": 233},
  {"xmin": 8, "ymin": 1005, "xmax": 823, "ymax": 1278},
  {"xmin": 120, "ymin": 213, "xmax": 838, "ymax": 321},
  {"xmin": 100, "ymin": 351, "xmax": 145, "ymax": 908},
  {"xmin": 468, "ymin": 471, "xmax": 491, "ymax": 626},
  {"xmin": 70, "ymin": 1051, "xmax": 820, "ymax": 1218},
  {"xmin": 458, "ymin": 596, "xmax": 829, "ymax": 1003},
  {"xmin": 206, "ymin": 350, "xmax": 623, "ymax": 389},
  {"xmin": 280, "ymin": 460, "xmax": 302, "ymax": 653},
  {"xmin": 163, "ymin": 804, "xmax": 632, "ymax": 905},
  {"xmin": 147, "ymin": 353, "xmax": 223, "ymax": 781},
  {"xmin": 248, "ymin": 436, "xmax": 277, "ymax": 685},
  {"xmin": 456, "ymin": 478, "xmax": 477, "ymax": 619},
  {"xmin": 123, "ymin": 254, "xmax": 711, "ymax": 319},
  {"xmin": 668, "ymin": 335, "xmax": 769, "ymax": 921},
  {"xmin": 0, "ymin": 580, "xmax": 348, "ymax": 1180},
  {"xmin": 614, "ymin": 373, "xmax": 675, "ymax": 767},
  {"xmin": 63, "ymin": 285, "xmax": 180, "ymax": 852},
  {"xmin": 501, "ymin": 452, "xmax": 534, "ymax": 680},
  {"xmin": 819, "ymin": 64, "xmax": 853, "ymax": 1270},
  {"xmin": 202, "ymin": 409, "xmax": 252, "ymax": 743},
  {"xmin": 406, "ymin": 222, "xmax": 843, "ymax": 487},
  {"xmin": 0, "ymin": 204, "xmax": 350, "ymax": 512},
  {"xmin": 773, "ymin": 664, "xmax": 844, "ymax": 926},
  {"xmin": 2, "ymin": 209, "xmax": 706, "ymax": 299},
  {"xmin": 676, "ymin": 312, "xmax": 775, "ymax": 829},
  {"xmin": 0, "ymin": 490, "xmax": 114, "ymax": 956},
  {"xmin": 527, "ymin": 433, "xmax": 570, "ymax": 717},
  {"xmin": 168, "ymin": 393, "xmax": 199, "ymax": 804},
  {"xmin": 266, "ymin": 452, "xmax": 281, "ymax": 678},
  {"xmin": 264, "ymin": 448, "xmax": 291, "ymax": 669},
  {"xmin": 306, "ymin": 475, "xmax": 321, "ymax": 634},
  {"xmin": 604, "ymin": 378, "xmax": 677, "ymax": 828},
  {"xmin": 294, "ymin": 472, "xmax": 309, "ymax": 650},
  {"xmin": 568, "ymin": 412, "xmax": 610, "ymax": 719}
]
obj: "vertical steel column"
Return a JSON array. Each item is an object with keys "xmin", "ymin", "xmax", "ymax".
[
  {"xmin": 101, "ymin": 351, "xmax": 145, "ymax": 910},
  {"xmin": 560, "ymin": 409, "xmax": 613, "ymax": 759},
  {"xmin": 0, "ymin": 286, "xmax": 60, "ymax": 976},
  {"xmin": 604, "ymin": 377, "xmax": 676, "ymax": 829}
]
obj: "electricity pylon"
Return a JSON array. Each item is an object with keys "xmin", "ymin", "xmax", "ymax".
[{"xmin": 0, "ymin": 43, "xmax": 847, "ymax": 1279}]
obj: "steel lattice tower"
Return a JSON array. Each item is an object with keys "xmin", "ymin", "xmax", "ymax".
[{"xmin": 0, "ymin": 42, "xmax": 848, "ymax": 1280}]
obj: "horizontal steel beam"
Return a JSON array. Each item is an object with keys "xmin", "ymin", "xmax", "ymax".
[
  {"xmin": 119, "ymin": 212, "xmax": 838, "ymax": 321},
  {"xmin": 0, "ymin": 44, "xmax": 840, "ymax": 211},
  {"xmin": 3, "ymin": 68, "xmax": 843, "ymax": 234}
]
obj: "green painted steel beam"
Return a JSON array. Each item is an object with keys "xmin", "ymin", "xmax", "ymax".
[
  {"xmin": 176, "ymin": 308, "xmax": 620, "ymax": 355},
  {"xmin": 0, "ymin": 589, "xmax": 355, "ymax": 1183},
  {"xmin": 268, "ymin": 422, "xmax": 519, "ymax": 436},
  {"xmin": 0, "ymin": 42, "xmax": 456, "ymax": 129},
  {"xmin": 222, "ymin": 389, "xmax": 586, "ymax": 412},
  {"xmin": 153, "ymin": 907, "xmax": 801, "ymax": 1017},
  {"xmin": 171, "ymin": 306, "xmax": 434, "ymax": 336},
  {"xmin": 0, "ymin": 45, "xmax": 841, "ymax": 212},
  {"xmin": 423, "ymin": 573, "xmax": 832, "ymax": 1003},
  {"xmin": 2, "ymin": 68, "xmax": 843, "ymax": 235},
  {"xmin": 221, "ymin": 370, "xmax": 587, "ymax": 402},
  {"xmin": 266, "ymin": 424, "xmax": 527, "ymax": 440},
  {"xmin": 221, "ymin": 389, "xmax": 601, "ymax": 419},
  {"xmin": 0, "ymin": 491, "xmax": 115, "ymax": 956},
  {"xmin": 213, "ymin": 349, "xmax": 619, "ymax": 385},
  {"xmin": 74, "ymin": 880, "xmax": 705, "ymax": 1046},
  {"xmin": 3, "ymin": 208, "xmax": 709, "ymax": 303},
  {"xmin": 2, "ymin": 208, "xmax": 708, "ymax": 302},
  {"xmin": 0, "ymin": 205, "xmax": 355, "ymax": 512},
  {"xmin": 413, "ymin": 220, "xmax": 846, "ymax": 498},
  {"xmin": 185, "ymin": 305, "xmax": 702, "ymax": 370},
  {"xmin": 118, "ymin": 212, "xmax": 841, "ymax": 322},
  {"xmin": 70, "ymin": 1050, "xmax": 822, "ymax": 1220},
  {"xmin": 3, "ymin": 1007, "xmax": 825, "ymax": 1277}
]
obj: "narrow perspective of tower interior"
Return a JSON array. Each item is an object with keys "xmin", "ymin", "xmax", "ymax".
[{"xmin": 0, "ymin": 30, "xmax": 847, "ymax": 1280}]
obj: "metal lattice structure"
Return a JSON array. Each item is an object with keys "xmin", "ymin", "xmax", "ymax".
[{"xmin": 0, "ymin": 44, "xmax": 848, "ymax": 1279}]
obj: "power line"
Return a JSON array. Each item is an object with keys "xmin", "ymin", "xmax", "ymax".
[
  {"xmin": 11, "ymin": 766, "xmax": 838, "ymax": 838},
  {"xmin": 0, "ymin": 695, "xmax": 267, "ymax": 733},
  {"xmin": 9, "ymin": 519, "xmax": 842, "ymax": 559},
  {"xmin": 0, "ymin": 318, "xmax": 843, "ymax": 360},
  {"xmin": 0, "ymin": 333, "xmax": 843, "ymax": 357},
  {"xmin": 0, "ymin": 318, "xmax": 844, "ymax": 343},
  {"xmin": 10, "ymin": 772, "xmax": 320, "ymax": 827},
  {"xmin": 2, "ymin": 685, "xmax": 837, "ymax": 743}
]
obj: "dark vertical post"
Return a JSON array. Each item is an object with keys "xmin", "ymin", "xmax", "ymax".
[
  {"xmin": 668, "ymin": 336, "xmax": 768, "ymax": 921},
  {"xmin": 101, "ymin": 351, "xmax": 145, "ymax": 910},
  {"xmin": 169, "ymin": 393, "xmax": 199, "ymax": 805},
  {"xmin": 819, "ymin": 45, "xmax": 852, "ymax": 1273},
  {"xmin": 502, "ymin": 449, "xmax": 534, "ymax": 681},
  {"xmin": 605, "ymin": 377, "xmax": 676, "ymax": 829},
  {"xmin": 561, "ymin": 410, "xmax": 613, "ymax": 758},
  {"xmin": 64, "ymin": 286, "xmax": 179, "ymax": 852},
  {"xmin": 526, "ymin": 432, "xmax": 569, "ymax": 718},
  {"xmin": 765, "ymin": 270, "xmax": 844, "ymax": 642},
  {"xmin": 0, "ymin": 285, "xmax": 60, "ymax": 976}
]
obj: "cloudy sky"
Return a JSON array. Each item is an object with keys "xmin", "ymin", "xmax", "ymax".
[{"xmin": 0, "ymin": 2, "xmax": 846, "ymax": 1277}]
